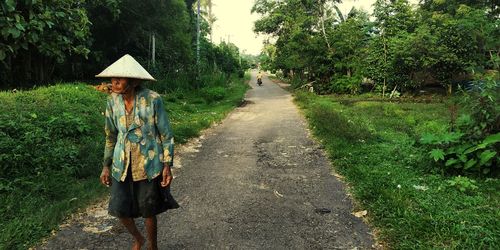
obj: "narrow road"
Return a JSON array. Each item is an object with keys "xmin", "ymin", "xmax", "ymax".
[{"xmin": 40, "ymin": 71, "xmax": 374, "ymax": 249}]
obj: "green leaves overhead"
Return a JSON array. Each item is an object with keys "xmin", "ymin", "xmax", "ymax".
[
  {"xmin": 254, "ymin": 0, "xmax": 498, "ymax": 94},
  {"xmin": 0, "ymin": 0, "xmax": 246, "ymax": 88}
]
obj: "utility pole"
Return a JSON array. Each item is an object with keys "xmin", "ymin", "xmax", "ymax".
[
  {"xmin": 148, "ymin": 33, "xmax": 156, "ymax": 67},
  {"xmin": 152, "ymin": 33, "xmax": 156, "ymax": 66}
]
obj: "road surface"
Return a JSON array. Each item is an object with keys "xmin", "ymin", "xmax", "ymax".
[{"xmin": 40, "ymin": 71, "xmax": 374, "ymax": 249}]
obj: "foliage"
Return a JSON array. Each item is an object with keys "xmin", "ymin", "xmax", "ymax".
[
  {"xmin": 254, "ymin": 0, "xmax": 499, "ymax": 94},
  {"xmin": 294, "ymin": 91, "xmax": 500, "ymax": 249},
  {"xmin": 200, "ymin": 86, "xmax": 226, "ymax": 103},
  {"xmin": 0, "ymin": 0, "xmax": 91, "ymax": 85},
  {"xmin": 421, "ymin": 132, "xmax": 499, "ymax": 173},
  {"xmin": 447, "ymin": 175, "xmax": 479, "ymax": 193},
  {"xmin": 329, "ymin": 75, "xmax": 362, "ymax": 94},
  {"xmin": 0, "ymin": 84, "xmax": 107, "ymax": 249},
  {"xmin": 0, "ymin": 0, "xmax": 247, "ymax": 89},
  {"xmin": 84, "ymin": 0, "xmax": 192, "ymax": 80},
  {"xmin": 420, "ymin": 78, "xmax": 499, "ymax": 174}
]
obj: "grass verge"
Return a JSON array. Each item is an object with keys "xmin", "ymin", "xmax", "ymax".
[
  {"xmin": 294, "ymin": 91, "xmax": 499, "ymax": 249},
  {"xmin": 0, "ymin": 73, "xmax": 249, "ymax": 249}
]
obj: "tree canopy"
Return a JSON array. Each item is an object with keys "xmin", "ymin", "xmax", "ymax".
[
  {"xmin": 0, "ymin": 0, "xmax": 248, "ymax": 89},
  {"xmin": 253, "ymin": 0, "xmax": 499, "ymax": 94}
]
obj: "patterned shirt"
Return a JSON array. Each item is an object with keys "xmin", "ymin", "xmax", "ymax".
[
  {"xmin": 103, "ymin": 87, "xmax": 174, "ymax": 182},
  {"xmin": 122, "ymin": 109, "xmax": 148, "ymax": 181}
]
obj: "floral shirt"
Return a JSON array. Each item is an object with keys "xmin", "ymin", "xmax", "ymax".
[
  {"xmin": 122, "ymin": 109, "xmax": 148, "ymax": 181},
  {"xmin": 103, "ymin": 87, "xmax": 174, "ymax": 182}
]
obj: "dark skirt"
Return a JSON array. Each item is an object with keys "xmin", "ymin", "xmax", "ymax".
[{"xmin": 108, "ymin": 168, "xmax": 179, "ymax": 218}]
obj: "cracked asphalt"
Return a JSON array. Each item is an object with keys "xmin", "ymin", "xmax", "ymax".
[{"xmin": 38, "ymin": 71, "xmax": 374, "ymax": 249}]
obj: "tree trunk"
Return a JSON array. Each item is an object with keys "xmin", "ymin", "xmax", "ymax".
[
  {"xmin": 319, "ymin": 4, "xmax": 331, "ymax": 50},
  {"xmin": 382, "ymin": 32, "xmax": 387, "ymax": 98}
]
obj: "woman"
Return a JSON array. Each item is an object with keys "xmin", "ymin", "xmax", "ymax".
[{"xmin": 97, "ymin": 54, "xmax": 178, "ymax": 250}]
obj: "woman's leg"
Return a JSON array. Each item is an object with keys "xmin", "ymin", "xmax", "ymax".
[
  {"xmin": 145, "ymin": 216, "xmax": 158, "ymax": 250},
  {"xmin": 120, "ymin": 218, "xmax": 145, "ymax": 250}
]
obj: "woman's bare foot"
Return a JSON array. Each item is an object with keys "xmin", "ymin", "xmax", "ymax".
[
  {"xmin": 132, "ymin": 236, "xmax": 145, "ymax": 250},
  {"xmin": 146, "ymin": 243, "xmax": 158, "ymax": 250}
]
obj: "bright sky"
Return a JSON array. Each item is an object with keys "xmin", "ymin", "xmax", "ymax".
[
  {"xmin": 212, "ymin": 0, "xmax": 264, "ymax": 56},
  {"xmin": 211, "ymin": 0, "xmax": 419, "ymax": 56}
]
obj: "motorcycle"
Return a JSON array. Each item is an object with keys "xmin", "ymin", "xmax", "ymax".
[{"xmin": 257, "ymin": 78, "xmax": 262, "ymax": 86}]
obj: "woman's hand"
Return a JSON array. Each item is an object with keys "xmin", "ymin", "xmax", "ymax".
[
  {"xmin": 161, "ymin": 165, "xmax": 173, "ymax": 187},
  {"xmin": 100, "ymin": 167, "xmax": 112, "ymax": 187}
]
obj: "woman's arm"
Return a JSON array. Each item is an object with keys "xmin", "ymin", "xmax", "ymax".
[
  {"xmin": 103, "ymin": 99, "xmax": 118, "ymax": 168},
  {"xmin": 154, "ymin": 97, "xmax": 174, "ymax": 167}
]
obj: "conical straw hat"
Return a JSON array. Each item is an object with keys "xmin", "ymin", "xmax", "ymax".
[{"xmin": 95, "ymin": 54, "xmax": 156, "ymax": 81}]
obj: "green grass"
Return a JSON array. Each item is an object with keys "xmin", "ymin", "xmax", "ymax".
[
  {"xmin": 0, "ymin": 72, "xmax": 249, "ymax": 249},
  {"xmin": 294, "ymin": 91, "xmax": 500, "ymax": 249},
  {"xmin": 165, "ymin": 73, "xmax": 250, "ymax": 144}
]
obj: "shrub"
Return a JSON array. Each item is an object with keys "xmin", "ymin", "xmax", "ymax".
[
  {"xmin": 0, "ymin": 84, "xmax": 106, "ymax": 180},
  {"xmin": 200, "ymin": 86, "xmax": 226, "ymax": 103},
  {"xmin": 330, "ymin": 75, "xmax": 362, "ymax": 94},
  {"xmin": 0, "ymin": 84, "xmax": 107, "ymax": 248},
  {"xmin": 447, "ymin": 176, "xmax": 479, "ymax": 193},
  {"xmin": 420, "ymin": 78, "xmax": 499, "ymax": 174}
]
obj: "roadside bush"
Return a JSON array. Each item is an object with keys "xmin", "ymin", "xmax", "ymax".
[
  {"xmin": 0, "ymin": 84, "xmax": 106, "ymax": 181},
  {"xmin": 200, "ymin": 86, "xmax": 226, "ymax": 103},
  {"xmin": 421, "ymin": 78, "xmax": 499, "ymax": 174},
  {"xmin": 0, "ymin": 84, "xmax": 107, "ymax": 249},
  {"xmin": 330, "ymin": 75, "xmax": 362, "ymax": 94}
]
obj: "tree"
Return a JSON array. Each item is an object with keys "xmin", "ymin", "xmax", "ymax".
[
  {"xmin": 0, "ymin": 0, "xmax": 91, "ymax": 87},
  {"xmin": 418, "ymin": 5, "xmax": 499, "ymax": 93},
  {"xmin": 85, "ymin": 0, "xmax": 192, "ymax": 78},
  {"xmin": 200, "ymin": 0, "xmax": 216, "ymax": 42},
  {"xmin": 365, "ymin": 0, "xmax": 418, "ymax": 95}
]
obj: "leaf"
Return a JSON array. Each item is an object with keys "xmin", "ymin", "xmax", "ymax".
[
  {"xmin": 445, "ymin": 158, "xmax": 458, "ymax": 167},
  {"xmin": 333, "ymin": 5, "xmax": 345, "ymax": 23},
  {"xmin": 430, "ymin": 149, "xmax": 445, "ymax": 161},
  {"xmin": 2, "ymin": 0, "xmax": 16, "ymax": 12},
  {"xmin": 479, "ymin": 150, "xmax": 496, "ymax": 166},
  {"xmin": 463, "ymin": 144, "xmax": 481, "ymax": 154},
  {"xmin": 464, "ymin": 159, "xmax": 477, "ymax": 169},
  {"xmin": 441, "ymin": 132, "xmax": 463, "ymax": 143},
  {"xmin": 15, "ymin": 22, "xmax": 25, "ymax": 31},
  {"xmin": 420, "ymin": 133, "xmax": 437, "ymax": 144},
  {"xmin": 8, "ymin": 27, "xmax": 21, "ymax": 39},
  {"xmin": 458, "ymin": 153, "xmax": 467, "ymax": 163},
  {"xmin": 449, "ymin": 143, "xmax": 473, "ymax": 154},
  {"xmin": 483, "ymin": 133, "xmax": 500, "ymax": 145}
]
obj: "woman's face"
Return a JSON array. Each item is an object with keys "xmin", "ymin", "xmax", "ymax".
[{"xmin": 111, "ymin": 78, "xmax": 129, "ymax": 93}]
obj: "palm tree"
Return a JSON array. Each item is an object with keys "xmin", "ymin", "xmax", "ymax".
[{"xmin": 200, "ymin": 0, "xmax": 216, "ymax": 42}]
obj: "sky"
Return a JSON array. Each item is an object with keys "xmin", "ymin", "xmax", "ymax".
[{"xmin": 211, "ymin": 0, "xmax": 418, "ymax": 56}]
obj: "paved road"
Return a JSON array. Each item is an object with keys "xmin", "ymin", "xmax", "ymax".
[{"xmin": 40, "ymin": 71, "xmax": 374, "ymax": 249}]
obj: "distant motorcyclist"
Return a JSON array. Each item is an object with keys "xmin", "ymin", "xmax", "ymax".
[{"xmin": 257, "ymin": 71, "xmax": 263, "ymax": 86}]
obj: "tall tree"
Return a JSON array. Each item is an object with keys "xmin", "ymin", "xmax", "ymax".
[{"xmin": 0, "ymin": 0, "xmax": 91, "ymax": 87}]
